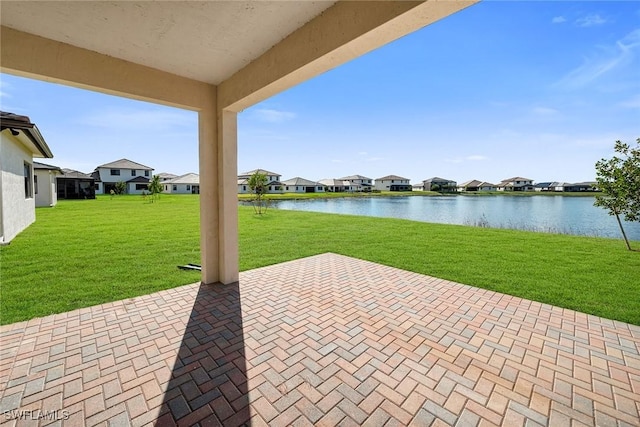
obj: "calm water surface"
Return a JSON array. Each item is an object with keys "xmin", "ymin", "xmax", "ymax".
[{"xmin": 270, "ymin": 196, "xmax": 640, "ymax": 241}]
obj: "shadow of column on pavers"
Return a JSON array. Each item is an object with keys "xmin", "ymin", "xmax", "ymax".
[{"xmin": 155, "ymin": 282, "xmax": 250, "ymax": 426}]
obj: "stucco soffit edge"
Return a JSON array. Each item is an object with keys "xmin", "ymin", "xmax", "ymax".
[{"xmin": 0, "ymin": 26, "xmax": 215, "ymax": 111}]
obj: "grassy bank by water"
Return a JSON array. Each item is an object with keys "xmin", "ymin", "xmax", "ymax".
[{"xmin": 1, "ymin": 194, "xmax": 638, "ymax": 325}]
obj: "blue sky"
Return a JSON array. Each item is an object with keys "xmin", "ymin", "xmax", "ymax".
[{"xmin": 1, "ymin": 1, "xmax": 639, "ymax": 185}]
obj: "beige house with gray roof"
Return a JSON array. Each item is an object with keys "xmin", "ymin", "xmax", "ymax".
[
  {"xmin": 282, "ymin": 177, "xmax": 325, "ymax": 193},
  {"xmin": 374, "ymin": 175, "xmax": 412, "ymax": 191}
]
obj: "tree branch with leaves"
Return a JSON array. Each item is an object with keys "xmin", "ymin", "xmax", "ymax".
[
  {"xmin": 248, "ymin": 172, "xmax": 269, "ymax": 215},
  {"xmin": 148, "ymin": 175, "xmax": 163, "ymax": 203},
  {"xmin": 594, "ymin": 138, "xmax": 640, "ymax": 250}
]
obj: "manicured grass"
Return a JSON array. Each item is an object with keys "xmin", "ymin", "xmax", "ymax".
[{"xmin": 1, "ymin": 195, "xmax": 639, "ymax": 325}]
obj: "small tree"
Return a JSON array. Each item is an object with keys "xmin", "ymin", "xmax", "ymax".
[
  {"xmin": 147, "ymin": 175, "xmax": 163, "ymax": 203},
  {"xmin": 115, "ymin": 181, "xmax": 127, "ymax": 195},
  {"xmin": 248, "ymin": 172, "xmax": 269, "ymax": 214},
  {"xmin": 594, "ymin": 138, "xmax": 640, "ymax": 250}
]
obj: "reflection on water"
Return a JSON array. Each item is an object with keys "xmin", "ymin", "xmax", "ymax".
[{"xmin": 268, "ymin": 195, "xmax": 640, "ymax": 241}]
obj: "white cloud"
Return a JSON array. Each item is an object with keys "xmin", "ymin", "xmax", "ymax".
[
  {"xmin": 0, "ymin": 79, "xmax": 13, "ymax": 99},
  {"xmin": 78, "ymin": 108, "xmax": 196, "ymax": 131},
  {"xmin": 575, "ymin": 14, "xmax": 608, "ymax": 27},
  {"xmin": 618, "ymin": 94, "xmax": 640, "ymax": 109},
  {"xmin": 466, "ymin": 155, "xmax": 488, "ymax": 161},
  {"xmin": 252, "ymin": 108, "xmax": 296, "ymax": 123},
  {"xmin": 554, "ymin": 28, "xmax": 640, "ymax": 89},
  {"xmin": 552, "ymin": 16, "xmax": 566, "ymax": 24}
]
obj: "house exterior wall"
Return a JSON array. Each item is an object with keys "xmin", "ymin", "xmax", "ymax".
[
  {"xmin": 374, "ymin": 179, "xmax": 410, "ymax": 191},
  {"xmin": 34, "ymin": 169, "xmax": 58, "ymax": 207},
  {"xmin": 284, "ymin": 185, "xmax": 306, "ymax": 193},
  {"xmin": 96, "ymin": 167, "xmax": 152, "ymax": 194},
  {"xmin": 0, "ymin": 133, "xmax": 36, "ymax": 243},
  {"xmin": 126, "ymin": 181, "xmax": 149, "ymax": 195},
  {"xmin": 165, "ymin": 183, "xmax": 198, "ymax": 194}
]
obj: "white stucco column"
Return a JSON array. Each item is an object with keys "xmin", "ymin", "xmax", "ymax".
[
  {"xmin": 198, "ymin": 97, "xmax": 239, "ymax": 285},
  {"xmin": 198, "ymin": 101, "xmax": 219, "ymax": 284},
  {"xmin": 217, "ymin": 110, "xmax": 239, "ymax": 284}
]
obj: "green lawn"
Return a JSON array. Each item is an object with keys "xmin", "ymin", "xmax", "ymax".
[{"xmin": 1, "ymin": 194, "xmax": 639, "ymax": 325}]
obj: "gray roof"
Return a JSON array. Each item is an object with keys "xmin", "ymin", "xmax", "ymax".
[
  {"xmin": 423, "ymin": 177, "xmax": 455, "ymax": 183},
  {"xmin": 33, "ymin": 161, "xmax": 62, "ymax": 172},
  {"xmin": 319, "ymin": 179, "xmax": 350, "ymax": 187},
  {"xmin": 282, "ymin": 177, "xmax": 323, "ymax": 186},
  {"xmin": 339, "ymin": 174, "xmax": 371, "ymax": 181},
  {"xmin": 157, "ymin": 172, "xmax": 178, "ymax": 179},
  {"xmin": 96, "ymin": 158, "xmax": 153, "ymax": 170},
  {"xmin": 127, "ymin": 176, "xmax": 150, "ymax": 183},
  {"xmin": 165, "ymin": 173, "xmax": 199, "ymax": 185},
  {"xmin": 60, "ymin": 168, "xmax": 94, "ymax": 180},
  {"xmin": 459, "ymin": 179, "xmax": 482, "ymax": 187},
  {"xmin": 498, "ymin": 177, "xmax": 533, "ymax": 184},
  {"xmin": 376, "ymin": 175, "xmax": 410, "ymax": 181},
  {"xmin": 239, "ymin": 168, "xmax": 280, "ymax": 177}
]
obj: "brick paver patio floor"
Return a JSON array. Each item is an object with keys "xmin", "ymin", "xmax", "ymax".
[{"xmin": 1, "ymin": 253, "xmax": 639, "ymax": 426}]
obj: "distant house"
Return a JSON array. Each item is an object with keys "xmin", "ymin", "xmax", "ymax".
[
  {"xmin": 567, "ymin": 182, "xmax": 598, "ymax": 192},
  {"xmin": 374, "ymin": 175, "xmax": 412, "ymax": 191},
  {"xmin": 422, "ymin": 177, "xmax": 457, "ymax": 192},
  {"xmin": 93, "ymin": 159, "xmax": 154, "ymax": 194},
  {"xmin": 551, "ymin": 182, "xmax": 570, "ymax": 192},
  {"xmin": 543, "ymin": 181, "xmax": 598, "ymax": 192},
  {"xmin": 57, "ymin": 168, "xmax": 96, "ymax": 199},
  {"xmin": 457, "ymin": 180, "xmax": 496, "ymax": 192},
  {"xmin": 281, "ymin": 177, "xmax": 325, "ymax": 193},
  {"xmin": 157, "ymin": 172, "xmax": 178, "ymax": 182},
  {"xmin": 318, "ymin": 179, "xmax": 359, "ymax": 193},
  {"xmin": 496, "ymin": 177, "xmax": 534, "ymax": 192},
  {"xmin": 33, "ymin": 161, "xmax": 62, "ymax": 207},
  {"xmin": 534, "ymin": 182, "xmax": 553, "ymax": 192},
  {"xmin": 164, "ymin": 173, "xmax": 200, "ymax": 194},
  {"xmin": 0, "ymin": 112, "xmax": 54, "ymax": 244},
  {"xmin": 412, "ymin": 183, "xmax": 424, "ymax": 191},
  {"xmin": 238, "ymin": 169, "xmax": 284, "ymax": 194},
  {"xmin": 338, "ymin": 175, "xmax": 373, "ymax": 192}
]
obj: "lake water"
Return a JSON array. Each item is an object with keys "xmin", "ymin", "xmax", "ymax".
[{"xmin": 269, "ymin": 195, "xmax": 640, "ymax": 241}]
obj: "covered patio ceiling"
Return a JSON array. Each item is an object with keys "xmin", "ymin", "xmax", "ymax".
[
  {"xmin": 0, "ymin": 1, "xmax": 477, "ymax": 285},
  {"xmin": 1, "ymin": 1, "xmax": 339, "ymax": 85}
]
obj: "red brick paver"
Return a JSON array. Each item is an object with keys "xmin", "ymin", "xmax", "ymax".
[{"xmin": 1, "ymin": 253, "xmax": 639, "ymax": 426}]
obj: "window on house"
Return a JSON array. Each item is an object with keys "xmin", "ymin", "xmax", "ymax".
[
  {"xmin": 164, "ymin": 185, "xmax": 168, "ymax": 191},
  {"xmin": 145, "ymin": 170, "xmax": 149, "ymax": 177},
  {"xmin": 131, "ymin": 170, "xmax": 136, "ymax": 176},
  {"xmin": 110, "ymin": 169, "xmax": 120, "ymax": 176},
  {"xmin": 173, "ymin": 185, "xmax": 177, "ymax": 191},
  {"xmin": 243, "ymin": 186, "xmax": 247, "ymax": 191},
  {"xmin": 187, "ymin": 185, "xmax": 191, "ymax": 191},
  {"xmin": 34, "ymin": 175, "xmax": 39, "ymax": 195},
  {"xmin": 135, "ymin": 184, "xmax": 147, "ymax": 190},
  {"xmin": 24, "ymin": 162, "xmax": 33, "ymax": 198}
]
